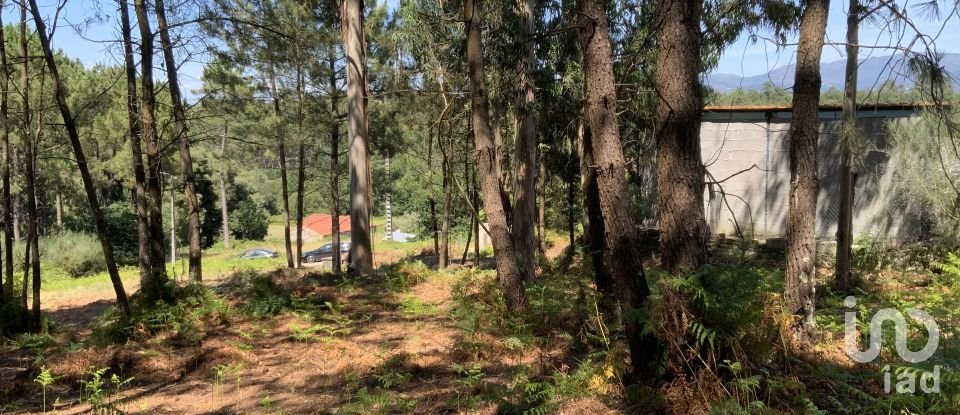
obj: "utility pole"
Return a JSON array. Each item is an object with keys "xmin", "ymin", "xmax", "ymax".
[{"xmin": 385, "ymin": 155, "xmax": 392, "ymax": 241}]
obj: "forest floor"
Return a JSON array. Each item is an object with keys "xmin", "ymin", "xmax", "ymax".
[
  {"xmin": 2, "ymin": 236, "xmax": 958, "ymax": 414},
  {"xmin": 1, "ymin": 236, "xmax": 601, "ymax": 415}
]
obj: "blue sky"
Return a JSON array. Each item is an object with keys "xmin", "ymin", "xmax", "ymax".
[
  {"xmin": 9, "ymin": 0, "xmax": 959, "ymax": 89},
  {"xmin": 713, "ymin": 0, "xmax": 960, "ymax": 76}
]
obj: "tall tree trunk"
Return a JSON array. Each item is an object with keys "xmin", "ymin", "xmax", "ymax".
[
  {"xmin": 328, "ymin": 51, "xmax": 342, "ymax": 274},
  {"xmin": 341, "ymin": 0, "xmax": 373, "ymax": 274},
  {"xmin": 428, "ymin": 126, "xmax": 440, "ymax": 265},
  {"xmin": 512, "ymin": 0, "xmax": 538, "ymax": 283},
  {"xmin": 134, "ymin": 0, "xmax": 170, "ymax": 303},
  {"xmin": 119, "ymin": 0, "xmax": 151, "ymax": 284},
  {"xmin": 155, "ymin": 0, "xmax": 202, "ymax": 282},
  {"xmin": 537, "ymin": 157, "xmax": 546, "ymax": 253},
  {"xmin": 12, "ymin": 194, "xmax": 19, "ymax": 242},
  {"xmin": 55, "ymin": 188, "xmax": 62, "ymax": 232},
  {"xmin": 0, "ymin": 9, "xmax": 13, "ymax": 304},
  {"xmin": 567, "ymin": 134, "xmax": 576, "ymax": 249},
  {"xmin": 295, "ymin": 60, "xmax": 306, "ymax": 269},
  {"xmin": 576, "ymin": 0, "xmax": 657, "ymax": 378},
  {"xmin": 461, "ymin": 149, "xmax": 473, "ymax": 264},
  {"xmin": 267, "ymin": 62, "xmax": 294, "ymax": 269},
  {"xmin": 465, "ymin": 0, "xmax": 527, "ymax": 311},
  {"xmin": 655, "ymin": 0, "xmax": 708, "ymax": 273},
  {"xmin": 473, "ymin": 174, "xmax": 480, "ymax": 265},
  {"xmin": 219, "ymin": 124, "xmax": 230, "ymax": 249},
  {"xmin": 170, "ymin": 191, "xmax": 176, "ymax": 263},
  {"xmin": 786, "ymin": 0, "xmax": 830, "ymax": 344},
  {"xmin": 579, "ymin": 119, "xmax": 612, "ymax": 294},
  {"xmin": 28, "ymin": 0, "xmax": 130, "ymax": 318},
  {"xmin": 439, "ymin": 126, "xmax": 451, "ymax": 268},
  {"xmin": 836, "ymin": 0, "xmax": 858, "ymax": 292},
  {"xmin": 21, "ymin": 2, "xmax": 41, "ymax": 329}
]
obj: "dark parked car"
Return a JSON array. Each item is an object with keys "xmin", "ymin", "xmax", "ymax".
[
  {"xmin": 302, "ymin": 242, "xmax": 350, "ymax": 263},
  {"xmin": 237, "ymin": 248, "xmax": 279, "ymax": 259}
]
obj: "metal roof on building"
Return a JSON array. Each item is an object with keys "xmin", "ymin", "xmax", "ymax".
[{"xmin": 701, "ymin": 103, "xmax": 948, "ymax": 121}]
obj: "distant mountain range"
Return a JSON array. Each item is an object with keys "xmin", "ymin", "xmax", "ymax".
[{"xmin": 707, "ymin": 53, "xmax": 960, "ymax": 92}]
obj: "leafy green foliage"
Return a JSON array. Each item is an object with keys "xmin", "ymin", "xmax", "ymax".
[
  {"xmin": 92, "ymin": 284, "xmax": 232, "ymax": 345},
  {"xmin": 42, "ymin": 232, "xmax": 108, "ymax": 277},
  {"xmin": 240, "ymin": 274, "xmax": 291, "ymax": 317},
  {"xmin": 229, "ymin": 199, "xmax": 269, "ymax": 241},
  {"xmin": 64, "ymin": 202, "xmax": 139, "ymax": 266},
  {"xmin": 34, "ymin": 366, "xmax": 56, "ymax": 413},
  {"xmin": 78, "ymin": 366, "xmax": 134, "ymax": 415}
]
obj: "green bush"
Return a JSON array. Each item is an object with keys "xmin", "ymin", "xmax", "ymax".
[
  {"xmin": 230, "ymin": 199, "xmax": 268, "ymax": 241},
  {"xmin": 42, "ymin": 232, "xmax": 106, "ymax": 277},
  {"xmin": 92, "ymin": 284, "xmax": 232, "ymax": 345},
  {"xmin": 63, "ymin": 202, "xmax": 139, "ymax": 265}
]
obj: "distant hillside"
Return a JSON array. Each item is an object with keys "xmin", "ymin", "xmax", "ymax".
[{"xmin": 708, "ymin": 53, "xmax": 960, "ymax": 92}]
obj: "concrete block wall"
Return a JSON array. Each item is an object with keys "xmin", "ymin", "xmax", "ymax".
[{"xmin": 700, "ymin": 107, "xmax": 924, "ymax": 241}]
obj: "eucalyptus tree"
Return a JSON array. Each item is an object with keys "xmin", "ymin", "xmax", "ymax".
[
  {"xmin": 395, "ymin": 0, "xmax": 462, "ymax": 269},
  {"xmin": 464, "ymin": 0, "xmax": 528, "ymax": 311},
  {"xmin": 26, "ymin": 0, "xmax": 130, "ymax": 319},
  {"xmin": 836, "ymin": 0, "xmax": 862, "ymax": 291},
  {"xmin": 0, "ymin": 6, "xmax": 12, "ymax": 305},
  {"xmin": 786, "ymin": 0, "xmax": 830, "ymax": 344},
  {"xmin": 513, "ymin": 0, "xmax": 538, "ymax": 283}
]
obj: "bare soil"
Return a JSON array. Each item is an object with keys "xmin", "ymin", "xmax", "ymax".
[{"xmin": 2, "ymin": 242, "xmax": 615, "ymax": 415}]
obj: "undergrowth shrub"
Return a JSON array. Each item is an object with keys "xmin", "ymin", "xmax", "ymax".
[
  {"xmin": 42, "ymin": 232, "xmax": 107, "ymax": 277},
  {"xmin": 92, "ymin": 284, "xmax": 232, "ymax": 345},
  {"xmin": 449, "ymin": 257, "xmax": 626, "ymax": 412},
  {"xmin": 241, "ymin": 274, "xmax": 292, "ymax": 317},
  {"xmin": 648, "ymin": 264, "xmax": 785, "ymax": 412},
  {"xmin": 378, "ymin": 260, "xmax": 432, "ymax": 292}
]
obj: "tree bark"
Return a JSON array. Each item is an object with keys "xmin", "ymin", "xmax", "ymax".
[
  {"xmin": 428, "ymin": 126, "xmax": 440, "ymax": 265},
  {"xmin": 465, "ymin": 0, "xmax": 527, "ymax": 312},
  {"xmin": 786, "ymin": 0, "xmax": 830, "ymax": 344},
  {"xmin": 134, "ymin": 0, "xmax": 171, "ymax": 303},
  {"xmin": 512, "ymin": 0, "xmax": 538, "ymax": 283},
  {"xmin": 21, "ymin": 1, "xmax": 41, "ymax": 329},
  {"xmin": 439, "ymin": 125, "xmax": 451, "ymax": 268},
  {"xmin": 473, "ymin": 174, "xmax": 480, "ymax": 266},
  {"xmin": 836, "ymin": 0, "xmax": 858, "ymax": 292},
  {"xmin": 267, "ymin": 62, "xmax": 294, "ymax": 269},
  {"xmin": 119, "ymin": 0, "xmax": 151, "ymax": 285},
  {"xmin": 578, "ymin": 118, "xmax": 613, "ymax": 294},
  {"xmin": 155, "ymin": 0, "xmax": 202, "ymax": 282},
  {"xmin": 576, "ymin": 0, "xmax": 657, "ymax": 378},
  {"xmin": 655, "ymin": 0, "xmax": 708, "ymax": 274},
  {"xmin": 328, "ymin": 51, "xmax": 342, "ymax": 274},
  {"xmin": 0, "ymin": 9, "xmax": 13, "ymax": 304},
  {"xmin": 219, "ymin": 124, "xmax": 230, "ymax": 249},
  {"xmin": 296, "ymin": 60, "xmax": 306, "ymax": 269},
  {"xmin": 537, "ymin": 157, "xmax": 546, "ymax": 253},
  {"xmin": 341, "ymin": 0, "xmax": 373, "ymax": 274},
  {"xmin": 28, "ymin": 0, "xmax": 130, "ymax": 318},
  {"xmin": 567, "ymin": 133, "xmax": 576, "ymax": 249}
]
